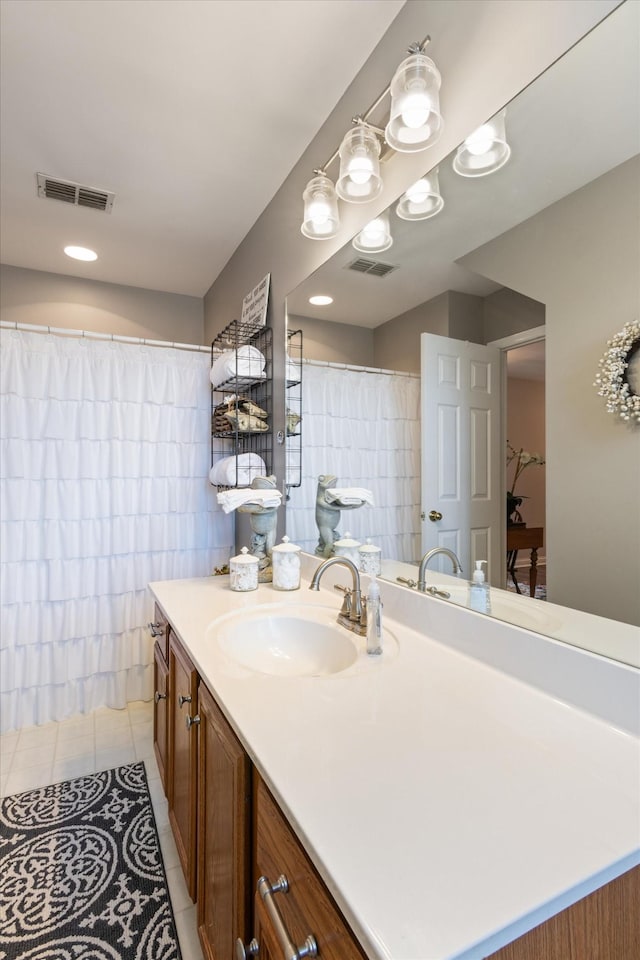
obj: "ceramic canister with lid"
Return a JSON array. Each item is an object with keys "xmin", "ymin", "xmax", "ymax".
[
  {"xmin": 271, "ymin": 535, "xmax": 301, "ymax": 591},
  {"xmin": 333, "ymin": 531, "xmax": 361, "ymax": 568},
  {"xmin": 359, "ymin": 538, "xmax": 382, "ymax": 576},
  {"xmin": 229, "ymin": 546, "xmax": 259, "ymax": 592}
]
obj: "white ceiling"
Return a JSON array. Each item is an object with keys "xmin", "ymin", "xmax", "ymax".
[{"xmin": 0, "ymin": 0, "xmax": 404, "ymax": 297}]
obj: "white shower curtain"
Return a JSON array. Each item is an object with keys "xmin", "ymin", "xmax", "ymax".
[
  {"xmin": 286, "ymin": 362, "xmax": 421, "ymax": 562},
  {"xmin": 0, "ymin": 328, "xmax": 233, "ymax": 732}
]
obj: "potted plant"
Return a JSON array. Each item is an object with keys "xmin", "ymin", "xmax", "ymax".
[{"xmin": 507, "ymin": 442, "xmax": 545, "ymax": 524}]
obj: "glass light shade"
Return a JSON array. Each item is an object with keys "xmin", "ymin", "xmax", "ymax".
[
  {"xmin": 336, "ymin": 125, "xmax": 383, "ymax": 203},
  {"xmin": 352, "ymin": 212, "xmax": 393, "ymax": 253},
  {"xmin": 301, "ymin": 174, "xmax": 340, "ymax": 239},
  {"xmin": 396, "ymin": 168, "xmax": 444, "ymax": 220},
  {"xmin": 453, "ymin": 110, "xmax": 511, "ymax": 177},
  {"xmin": 385, "ymin": 53, "xmax": 443, "ymax": 153}
]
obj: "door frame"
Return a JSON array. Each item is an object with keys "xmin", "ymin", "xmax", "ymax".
[{"xmin": 487, "ymin": 325, "xmax": 546, "ymax": 588}]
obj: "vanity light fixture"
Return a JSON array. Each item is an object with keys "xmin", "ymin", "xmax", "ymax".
[
  {"xmin": 301, "ymin": 35, "xmax": 441, "ymax": 239},
  {"xmin": 396, "ymin": 167, "xmax": 444, "ymax": 220},
  {"xmin": 385, "ymin": 42, "xmax": 443, "ymax": 153},
  {"xmin": 336, "ymin": 122, "xmax": 383, "ymax": 203},
  {"xmin": 352, "ymin": 212, "xmax": 393, "ymax": 254},
  {"xmin": 309, "ymin": 295, "xmax": 333, "ymax": 306},
  {"xmin": 301, "ymin": 173, "xmax": 340, "ymax": 239},
  {"xmin": 64, "ymin": 245, "xmax": 98, "ymax": 261},
  {"xmin": 453, "ymin": 109, "xmax": 511, "ymax": 177}
]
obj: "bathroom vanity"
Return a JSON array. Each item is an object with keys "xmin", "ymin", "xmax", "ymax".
[{"xmin": 149, "ymin": 560, "xmax": 639, "ymax": 960}]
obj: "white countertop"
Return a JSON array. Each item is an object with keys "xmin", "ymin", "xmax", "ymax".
[{"xmin": 150, "ymin": 567, "xmax": 640, "ymax": 960}]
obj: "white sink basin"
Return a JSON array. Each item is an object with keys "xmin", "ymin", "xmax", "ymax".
[{"xmin": 209, "ymin": 604, "xmax": 359, "ymax": 677}]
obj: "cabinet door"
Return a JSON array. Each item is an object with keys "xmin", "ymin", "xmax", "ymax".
[
  {"xmin": 197, "ymin": 683, "xmax": 252, "ymax": 960},
  {"xmin": 255, "ymin": 776, "xmax": 367, "ymax": 960},
  {"xmin": 153, "ymin": 642, "xmax": 169, "ymax": 793},
  {"xmin": 168, "ymin": 635, "xmax": 199, "ymax": 901}
]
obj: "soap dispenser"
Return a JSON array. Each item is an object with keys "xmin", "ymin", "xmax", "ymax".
[
  {"xmin": 366, "ymin": 575, "xmax": 383, "ymax": 655},
  {"xmin": 468, "ymin": 561, "xmax": 491, "ymax": 614}
]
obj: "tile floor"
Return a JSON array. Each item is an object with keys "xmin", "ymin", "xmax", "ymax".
[{"xmin": 0, "ymin": 700, "xmax": 204, "ymax": 960}]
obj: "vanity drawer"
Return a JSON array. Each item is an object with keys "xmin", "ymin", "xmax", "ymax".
[{"xmin": 254, "ymin": 776, "xmax": 367, "ymax": 960}]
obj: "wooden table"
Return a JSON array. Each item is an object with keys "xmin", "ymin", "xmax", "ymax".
[{"xmin": 507, "ymin": 525, "xmax": 544, "ymax": 597}]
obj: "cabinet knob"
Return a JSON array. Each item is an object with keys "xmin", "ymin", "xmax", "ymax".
[
  {"xmin": 147, "ymin": 621, "xmax": 165, "ymax": 638},
  {"xmin": 178, "ymin": 694, "xmax": 192, "ymax": 708},
  {"xmin": 186, "ymin": 714, "xmax": 201, "ymax": 730},
  {"xmin": 235, "ymin": 938, "xmax": 259, "ymax": 960},
  {"xmin": 154, "ymin": 691, "xmax": 167, "ymax": 704}
]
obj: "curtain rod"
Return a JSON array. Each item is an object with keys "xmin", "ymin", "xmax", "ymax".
[
  {"xmin": 0, "ymin": 320, "xmax": 211, "ymax": 353},
  {"xmin": 303, "ymin": 357, "xmax": 419, "ymax": 379}
]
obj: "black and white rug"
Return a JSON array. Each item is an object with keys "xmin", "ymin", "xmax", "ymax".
[{"xmin": 0, "ymin": 762, "xmax": 182, "ymax": 960}]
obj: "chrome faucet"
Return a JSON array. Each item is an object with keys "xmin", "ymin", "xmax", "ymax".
[
  {"xmin": 309, "ymin": 556, "xmax": 366, "ymax": 636},
  {"xmin": 417, "ymin": 547, "xmax": 463, "ymax": 592}
]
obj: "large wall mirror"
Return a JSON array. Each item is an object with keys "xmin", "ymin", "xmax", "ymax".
[{"xmin": 284, "ymin": 1, "xmax": 639, "ymax": 663}]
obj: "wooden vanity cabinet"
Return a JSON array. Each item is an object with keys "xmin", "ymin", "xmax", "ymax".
[
  {"xmin": 168, "ymin": 633, "xmax": 199, "ymax": 901},
  {"xmin": 252, "ymin": 775, "xmax": 367, "ymax": 960},
  {"xmin": 197, "ymin": 682, "xmax": 252, "ymax": 959}
]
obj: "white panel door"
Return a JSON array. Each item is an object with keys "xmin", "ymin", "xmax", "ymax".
[{"xmin": 421, "ymin": 334, "xmax": 502, "ymax": 583}]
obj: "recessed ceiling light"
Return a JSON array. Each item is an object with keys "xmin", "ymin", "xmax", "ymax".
[
  {"xmin": 64, "ymin": 245, "xmax": 98, "ymax": 261},
  {"xmin": 309, "ymin": 295, "xmax": 333, "ymax": 306}
]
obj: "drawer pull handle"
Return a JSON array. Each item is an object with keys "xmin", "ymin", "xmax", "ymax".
[
  {"xmin": 178, "ymin": 694, "xmax": 192, "ymax": 708},
  {"xmin": 186, "ymin": 714, "xmax": 200, "ymax": 729},
  {"xmin": 257, "ymin": 874, "xmax": 317, "ymax": 959},
  {"xmin": 147, "ymin": 621, "xmax": 165, "ymax": 637},
  {"xmin": 154, "ymin": 691, "xmax": 166, "ymax": 704},
  {"xmin": 235, "ymin": 938, "xmax": 259, "ymax": 960}
]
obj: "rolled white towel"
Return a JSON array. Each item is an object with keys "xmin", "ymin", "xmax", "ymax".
[
  {"xmin": 209, "ymin": 453, "xmax": 266, "ymax": 487},
  {"xmin": 210, "ymin": 345, "xmax": 266, "ymax": 388},
  {"xmin": 217, "ymin": 488, "xmax": 283, "ymax": 514},
  {"xmin": 325, "ymin": 487, "xmax": 374, "ymax": 507}
]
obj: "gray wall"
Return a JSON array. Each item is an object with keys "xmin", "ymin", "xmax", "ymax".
[
  {"xmin": 203, "ymin": 0, "xmax": 618, "ymax": 515},
  {"xmin": 484, "ymin": 288, "xmax": 545, "ymax": 342},
  {"xmin": 288, "ymin": 313, "xmax": 373, "ymax": 366},
  {"xmin": 373, "ymin": 291, "xmax": 449, "ymax": 372},
  {"xmin": 461, "ymin": 157, "xmax": 640, "ymax": 625},
  {"xmin": 0, "ymin": 264, "xmax": 204, "ymax": 344}
]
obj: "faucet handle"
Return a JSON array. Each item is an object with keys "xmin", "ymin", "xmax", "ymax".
[{"xmin": 338, "ymin": 588, "xmax": 353, "ymax": 618}]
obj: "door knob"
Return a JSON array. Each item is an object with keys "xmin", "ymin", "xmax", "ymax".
[{"xmin": 429, "ymin": 510, "xmax": 443, "ymax": 522}]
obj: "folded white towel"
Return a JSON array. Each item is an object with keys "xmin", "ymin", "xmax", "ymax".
[
  {"xmin": 217, "ymin": 488, "xmax": 283, "ymax": 514},
  {"xmin": 209, "ymin": 453, "xmax": 266, "ymax": 487},
  {"xmin": 325, "ymin": 487, "xmax": 374, "ymax": 507},
  {"xmin": 286, "ymin": 356, "xmax": 302, "ymax": 383},
  {"xmin": 210, "ymin": 346, "xmax": 266, "ymax": 388}
]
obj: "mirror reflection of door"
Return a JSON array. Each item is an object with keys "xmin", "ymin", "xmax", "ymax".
[
  {"xmin": 504, "ymin": 339, "xmax": 546, "ymax": 595},
  {"xmin": 420, "ymin": 333, "xmax": 501, "ymax": 583}
]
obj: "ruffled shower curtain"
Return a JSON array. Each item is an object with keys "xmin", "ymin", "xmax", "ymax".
[
  {"xmin": 0, "ymin": 328, "xmax": 233, "ymax": 732},
  {"xmin": 286, "ymin": 362, "xmax": 421, "ymax": 561}
]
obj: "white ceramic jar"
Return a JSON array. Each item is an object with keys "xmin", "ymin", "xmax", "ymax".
[
  {"xmin": 359, "ymin": 538, "xmax": 382, "ymax": 576},
  {"xmin": 229, "ymin": 546, "xmax": 259, "ymax": 592},
  {"xmin": 272, "ymin": 535, "xmax": 301, "ymax": 591},
  {"xmin": 333, "ymin": 532, "xmax": 361, "ymax": 568}
]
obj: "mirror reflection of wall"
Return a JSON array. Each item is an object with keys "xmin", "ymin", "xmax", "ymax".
[{"xmin": 285, "ymin": 1, "xmax": 639, "ymax": 632}]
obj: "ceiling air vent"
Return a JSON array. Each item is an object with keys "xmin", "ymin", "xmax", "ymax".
[
  {"xmin": 346, "ymin": 257, "xmax": 397, "ymax": 278},
  {"xmin": 36, "ymin": 173, "xmax": 115, "ymax": 213}
]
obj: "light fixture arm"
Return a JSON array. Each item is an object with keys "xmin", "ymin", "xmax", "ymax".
[{"xmin": 313, "ymin": 35, "xmax": 431, "ymax": 175}]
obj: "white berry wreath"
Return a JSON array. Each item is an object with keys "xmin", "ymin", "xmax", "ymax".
[{"xmin": 594, "ymin": 319, "xmax": 640, "ymax": 425}]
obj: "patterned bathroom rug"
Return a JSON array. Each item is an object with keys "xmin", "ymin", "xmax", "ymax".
[{"xmin": 0, "ymin": 761, "xmax": 182, "ymax": 960}]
